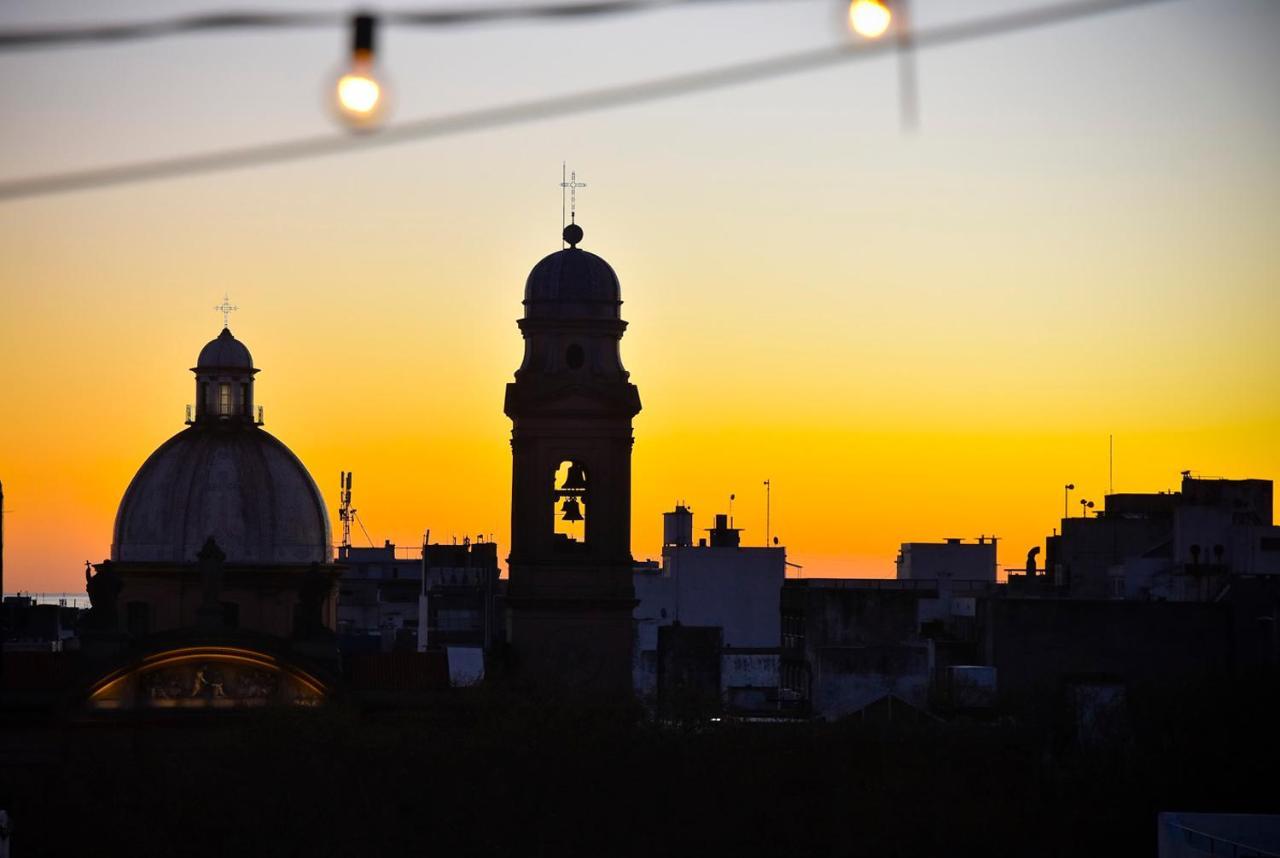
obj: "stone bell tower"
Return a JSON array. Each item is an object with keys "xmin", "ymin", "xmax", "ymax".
[{"xmin": 504, "ymin": 222, "xmax": 641, "ymax": 696}]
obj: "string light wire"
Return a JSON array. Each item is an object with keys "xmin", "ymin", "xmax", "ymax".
[
  {"xmin": 0, "ymin": 0, "xmax": 1181, "ymax": 202},
  {"xmin": 0, "ymin": 0, "xmax": 813, "ymax": 50}
]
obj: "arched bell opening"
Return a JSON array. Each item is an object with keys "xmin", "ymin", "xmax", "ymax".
[{"xmin": 552, "ymin": 460, "xmax": 588, "ymax": 550}]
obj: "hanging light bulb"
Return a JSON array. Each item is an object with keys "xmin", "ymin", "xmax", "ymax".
[
  {"xmin": 848, "ymin": 0, "xmax": 892, "ymax": 39},
  {"xmin": 333, "ymin": 13, "xmax": 390, "ymax": 131}
]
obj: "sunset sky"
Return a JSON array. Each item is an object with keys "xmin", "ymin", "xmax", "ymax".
[{"xmin": 1, "ymin": 0, "xmax": 1277, "ymax": 593}]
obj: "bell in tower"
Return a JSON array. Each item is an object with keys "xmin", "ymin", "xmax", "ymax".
[
  {"xmin": 560, "ymin": 462, "xmax": 587, "ymax": 493},
  {"xmin": 503, "ymin": 222, "xmax": 642, "ymax": 696},
  {"xmin": 556, "ymin": 461, "xmax": 587, "ymax": 530},
  {"xmin": 559, "ymin": 497, "xmax": 584, "ymax": 523}
]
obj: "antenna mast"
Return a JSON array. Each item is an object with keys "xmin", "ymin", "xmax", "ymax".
[
  {"xmin": 338, "ymin": 471, "xmax": 355, "ymax": 552},
  {"xmin": 764, "ymin": 479, "xmax": 771, "ymax": 546}
]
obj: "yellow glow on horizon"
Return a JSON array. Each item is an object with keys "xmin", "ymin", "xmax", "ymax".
[
  {"xmin": 2, "ymin": 16, "xmax": 1278, "ymax": 594},
  {"xmin": 849, "ymin": 0, "xmax": 892, "ymax": 39}
]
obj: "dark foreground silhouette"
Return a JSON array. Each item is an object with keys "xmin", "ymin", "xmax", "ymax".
[{"xmin": 1, "ymin": 677, "xmax": 1276, "ymax": 857}]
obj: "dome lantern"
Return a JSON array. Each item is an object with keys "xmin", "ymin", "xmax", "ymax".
[{"xmin": 192, "ymin": 328, "xmax": 259, "ymax": 423}]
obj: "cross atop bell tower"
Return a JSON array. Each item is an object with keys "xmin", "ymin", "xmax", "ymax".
[
  {"xmin": 560, "ymin": 163, "xmax": 587, "ymax": 247},
  {"xmin": 214, "ymin": 293, "xmax": 238, "ymax": 329},
  {"xmin": 503, "ymin": 217, "xmax": 641, "ymax": 696}
]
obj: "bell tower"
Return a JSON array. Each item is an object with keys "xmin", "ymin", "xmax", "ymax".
[{"xmin": 504, "ymin": 223, "xmax": 641, "ymax": 695}]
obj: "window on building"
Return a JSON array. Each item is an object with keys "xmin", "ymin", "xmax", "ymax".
[
  {"xmin": 781, "ymin": 613, "xmax": 806, "ymax": 650},
  {"xmin": 218, "ymin": 383, "xmax": 232, "ymax": 415}
]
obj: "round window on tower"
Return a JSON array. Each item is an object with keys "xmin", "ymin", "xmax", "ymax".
[{"xmin": 565, "ymin": 343, "xmax": 585, "ymax": 370}]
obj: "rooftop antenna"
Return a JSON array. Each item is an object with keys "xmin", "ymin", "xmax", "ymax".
[
  {"xmin": 729, "ymin": 493, "xmax": 736, "ymax": 528},
  {"xmin": 338, "ymin": 471, "xmax": 355, "ymax": 550},
  {"xmin": 1109, "ymin": 434, "xmax": 1114, "ymax": 495},
  {"xmin": 763, "ymin": 480, "xmax": 771, "ymax": 547},
  {"xmin": 559, "ymin": 162, "xmax": 586, "ymax": 248},
  {"xmin": 214, "ymin": 293, "xmax": 237, "ymax": 329},
  {"xmin": 421, "ymin": 528, "xmax": 430, "ymax": 597}
]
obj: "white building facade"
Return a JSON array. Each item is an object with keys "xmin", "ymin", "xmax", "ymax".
[{"xmin": 633, "ymin": 506, "xmax": 786, "ymax": 706}]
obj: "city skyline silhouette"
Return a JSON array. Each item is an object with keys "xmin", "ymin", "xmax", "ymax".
[{"xmin": 2, "ymin": 5, "xmax": 1280, "ymax": 856}]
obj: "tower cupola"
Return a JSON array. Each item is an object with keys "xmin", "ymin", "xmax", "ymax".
[
  {"xmin": 513, "ymin": 225, "xmax": 634, "ymax": 387},
  {"xmin": 523, "ymin": 225, "xmax": 622, "ymax": 321}
]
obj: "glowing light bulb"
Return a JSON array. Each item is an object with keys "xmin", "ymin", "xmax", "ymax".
[
  {"xmin": 848, "ymin": 0, "xmax": 892, "ymax": 39},
  {"xmin": 331, "ymin": 14, "xmax": 390, "ymax": 132},
  {"xmin": 337, "ymin": 66, "xmax": 382, "ymax": 116}
]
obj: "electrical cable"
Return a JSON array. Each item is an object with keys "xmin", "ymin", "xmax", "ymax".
[
  {"xmin": 0, "ymin": 0, "xmax": 813, "ymax": 50},
  {"xmin": 0, "ymin": 0, "xmax": 1180, "ymax": 203},
  {"xmin": 354, "ymin": 511, "xmax": 376, "ymax": 547}
]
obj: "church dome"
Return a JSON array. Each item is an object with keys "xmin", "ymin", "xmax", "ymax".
[
  {"xmin": 523, "ymin": 227, "xmax": 621, "ymax": 320},
  {"xmin": 111, "ymin": 423, "xmax": 331, "ymax": 566},
  {"xmin": 197, "ymin": 328, "xmax": 254, "ymax": 369}
]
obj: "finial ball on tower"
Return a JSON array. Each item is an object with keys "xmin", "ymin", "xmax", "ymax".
[{"xmin": 563, "ymin": 223, "xmax": 584, "ymax": 247}]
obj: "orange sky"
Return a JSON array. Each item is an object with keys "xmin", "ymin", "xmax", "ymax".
[{"xmin": 1, "ymin": 0, "xmax": 1278, "ymax": 592}]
